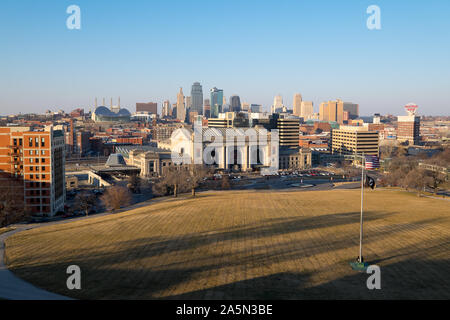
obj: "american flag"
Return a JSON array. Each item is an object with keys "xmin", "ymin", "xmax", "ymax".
[{"xmin": 365, "ymin": 155, "xmax": 380, "ymax": 170}]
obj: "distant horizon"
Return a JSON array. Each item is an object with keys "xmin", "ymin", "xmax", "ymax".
[{"xmin": 1, "ymin": 0, "xmax": 449, "ymax": 116}]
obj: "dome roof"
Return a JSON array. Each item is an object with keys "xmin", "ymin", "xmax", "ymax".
[
  {"xmin": 94, "ymin": 106, "xmax": 131, "ymax": 117},
  {"xmin": 94, "ymin": 106, "xmax": 114, "ymax": 116},
  {"xmin": 117, "ymin": 108, "xmax": 131, "ymax": 116}
]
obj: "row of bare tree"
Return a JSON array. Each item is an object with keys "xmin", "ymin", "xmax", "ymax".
[
  {"xmin": 153, "ymin": 165, "xmax": 210, "ymax": 197},
  {"xmin": 380, "ymin": 147, "xmax": 449, "ymax": 195}
]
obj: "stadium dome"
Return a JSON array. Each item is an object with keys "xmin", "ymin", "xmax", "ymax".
[{"xmin": 92, "ymin": 106, "xmax": 131, "ymax": 122}]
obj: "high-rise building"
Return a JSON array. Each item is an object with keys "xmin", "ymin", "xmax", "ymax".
[
  {"xmin": 230, "ymin": 95, "xmax": 241, "ymax": 112},
  {"xmin": 136, "ymin": 102, "xmax": 157, "ymax": 114},
  {"xmin": 250, "ymin": 104, "xmax": 262, "ymax": 113},
  {"xmin": 210, "ymin": 87, "xmax": 223, "ymax": 117},
  {"xmin": 319, "ymin": 99, "xmax": 350, "ymax": 124},
  {"xmin": 271, "ymin": 95, "xmax": 284, "ymax": 113},
  {"xmin": 0, "ymin": 126, "xmax": 66, "ymax": 216},
  {"xmin": 203, "ymin": 99, "xmax": 211, "ymax": 118},
  {"xmin": 331, "ymin": 126, "xmax": 379, "ymax": 156},
  {"xmin": 186, "ymin": 96, "xmax": 192, "ymax": 110},
  {"xmin": 397, "ymin": 103, "xmax": 420, "ymax": 145},
  {"xmin": 242, "ymin": 102, "xmax": 250, "ymax": 111},
  {"xmin": 343, "ymin": 102, "xmax": 359, "ymax": 119},
  {"xmin": 162, "ymin": 100, "xmax": 172, "ymax": 118},
  {"xmin": 293, "ymin": 93, "xmax": 302, "ymax": 117},
  {"xmin": 176, "ymin": 87, "xmax": 186, "ymax": 122},
  {"xmin": 191, "ymin": 82, "xmax": 203, "ymax": 115},
  {"xmin": 300, "ymin": 101, "xmax": 314, "ymax": 120},
  {"xmin": 277, "ymin": 118, "xmax": 300, "ymax": 148}
]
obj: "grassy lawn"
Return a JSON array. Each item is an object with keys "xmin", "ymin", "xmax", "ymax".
[{"xmin": 4, "ymin": 189, "xmax": 450, "ymax": 299}]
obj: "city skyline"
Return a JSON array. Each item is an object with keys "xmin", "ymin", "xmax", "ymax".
[{"xmin": 1, "ymin": 0, "xmax": 449, "ymax": 116}]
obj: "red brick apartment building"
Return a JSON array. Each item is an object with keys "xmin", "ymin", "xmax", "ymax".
[{"xmin": 0, "ymin": 126, "xmax": 65, "ymax": 216}]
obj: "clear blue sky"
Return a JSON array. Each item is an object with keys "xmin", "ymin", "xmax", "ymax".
[{"xmin": 1, "ymin": 0, "xmax": 449, "ymax": 116}]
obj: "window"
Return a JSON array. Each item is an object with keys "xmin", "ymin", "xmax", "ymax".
[
  {"xmin": 30, "ymin": 158, "xmax": 34, "ymax": 163},
  {"xmin": 29, "ymin": 138, "xmax": 33, "ymax": 147},
  {"xmin": 30, "ymin": 174, "xmax": 33, "ymax": 179},
  {"xmin": 30, "ymin": 150, "xmax": 34, "ymax": 155},
  {"xmin": 41, "ymin": 150, "xmax": 45, "ymax": 155},
  {"xmin": 41, "ymin": 137, "xmax": 45, "ymax": 147},
  {"xmin": 19, "ymin": 139, "xmax": 22, "ymax": 146},
  {"xmin": 30, "ymin": 166, "xmax": 33, "ymax": 171},
  {"xmin": 35, "ymin": 158, "xmax": 39, "ymax": 163},
  {"xmin": 13, "ymin": 138, "xmax": 17, "ymax": 146},
  {"xmin": 42, "ymin": 174, "xmax": 46, "ymax": 179},
  {"xmin": 35, "ymin": 137, "xmax": 39, "ymax": 146},
  {"xmin": 42, "ymin": 166, "xmax": 45, "ymax": 171},
  {"xmin": 36, "ymin": 166, "xmax": 39, "ymax": 171},
  {"xmin": 42, "ymin": 158, "xmax": 46, "ymax": 163}
]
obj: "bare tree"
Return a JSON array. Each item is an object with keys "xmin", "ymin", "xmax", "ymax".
[
  {"xmin": 127, "ymin": 174, "xmax": 141, "ymax": 194},
  {"xmin": 187, "ymin": 164, "xmax": 209, "ymax": 197},
  {"xmin": 74, "ymin": 191, "xmax": 97, "ymax": 216},
  {"xmin": 101, "ymin": 186, "xmax": 132, "ymax": 211},
  {"xmin": 0, "ymin": 173, "xmax": 28, "ymax": 227},
  {"xmin": 403, "ymin": 169, "xmax": 430, "ymax": 196},
  {"xmin": 221, "ymin": 175, "xmax": 231, "ymax": 190},
  {"xmin": 152, "ymin": 166, "xmax": 189, "ymax": 198}
]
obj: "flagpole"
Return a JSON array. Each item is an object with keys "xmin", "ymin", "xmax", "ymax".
[{"xmin": 359, "ymin": 153, "xmax": 364, "ymax": 263}]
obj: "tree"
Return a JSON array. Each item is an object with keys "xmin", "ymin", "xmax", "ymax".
[
  {"xmin": 101, "ymin": 186, "xmax": 132, "ymax": 211},
  {"xmin": 0, "ymin": 173, "xmax": 28, "ymax": 227},
  {"xmin": 127, "ymin": 174, "xmax": 141, "ymax": 194},
  {"xmin": 221, "ymin": 175, "xmax": 231, "ymax": 190},
  {"xmin": 187, "ymin": 165, "xmax": 209, "ymax": 197},
  {"xmin": 74, "ymin": 191, "xmax": 97, "ymax": 216},
  {"xmin": 153, "ymin": 166, "xmax": 189, "ymax": 198},
  {"xmin": 403, "ymin": 169, "xmax": 429, "ymax": 196},
  {"xmin": 426, "ymin": 170, "xmax": 446, "ymax": 194}
]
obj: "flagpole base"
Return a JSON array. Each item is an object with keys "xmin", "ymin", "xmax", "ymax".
[{"xmin": 349, "ymin": 259, "xmax": 369, "ymax": 271}]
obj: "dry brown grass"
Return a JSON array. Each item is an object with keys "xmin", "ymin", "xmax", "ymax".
[{"xmin": 4, "ymin": 189, "xmax": 450, "ymax": 299}]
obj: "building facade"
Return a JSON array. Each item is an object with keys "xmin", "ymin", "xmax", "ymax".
[
  {"xmin": 136, "ymin": 102, "xmax": 157, "ymax": 114},
  {"xmin": 177, "ymin": 87, "xmax": 186, "ymax": 122},
  {"xmin": 0, "ymin": 126, "xmax": 65, "ymax": 216},
  {"xmin": 331, "ymin": 126, "xmax": 379, "ymax": 156},
  {"xmin": 190, "ymin": 82, "xmax": 203, "ymax": 115},
  {"xmin": 397, "ymin": 115, "xmax": 420, "ymax": 145}
]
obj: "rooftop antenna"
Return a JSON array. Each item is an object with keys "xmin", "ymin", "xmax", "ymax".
[
  {"xmin": 110, "ymin": 98, "xmax": 113, "ymax": 110},
  {"xmin": 95, "ymin": 97, "xmax": 98, "ymax": 108},
  {"xmin": 119, "ymin": 96, "xmax": 121, "ymax": 108},
  {"xmin": 103, "ymin": 97, "xmax": 105, "ymax": 106}
]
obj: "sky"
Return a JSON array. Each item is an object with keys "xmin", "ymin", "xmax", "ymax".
[{"xmin": 0, "ymin": 0, "xmax": 449, "ymax": 116}]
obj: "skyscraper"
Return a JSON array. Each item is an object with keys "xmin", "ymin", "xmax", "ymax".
[
  {"xmin": 190, "ymin": 82, "xmax": 203, "ymax": 115},
  {"xmin": 210, "ymin": 87, "xmax": 223, "ymax": 117},
  {"xmin": 397, "ymin": 103, "xmax": 420, "ymax": 145},
  {"xmin": 162, "ymin": 100, "xmax": 171, "ymax": 118},
  {"xmin": 203, "ymin": 99, "xmax": 211, "ymax": 118},
  {"xmin": 319, "ymin": 99, "xmax": 347, "ymax": 124},
  {"xmin": 176, "ymin": 87, "xmax": 186, "ymax": 122},
  {"xmin": 300, "ymin": 101, "xmax": 314, "ymax": 120},
  {"xmin": 186, "ymin": 96, "xmax": 192, "ymax": 110},
  {"xmin": 230, "ymin": 95, "xmax": 241, "ymax": 112},
  {"xmin": 293, "ymin": 93, "xmax": 302, "ymax": 117},
  {"xmin": 271, "ymin": 95, "xmax": 284, "ymax": 113}
]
